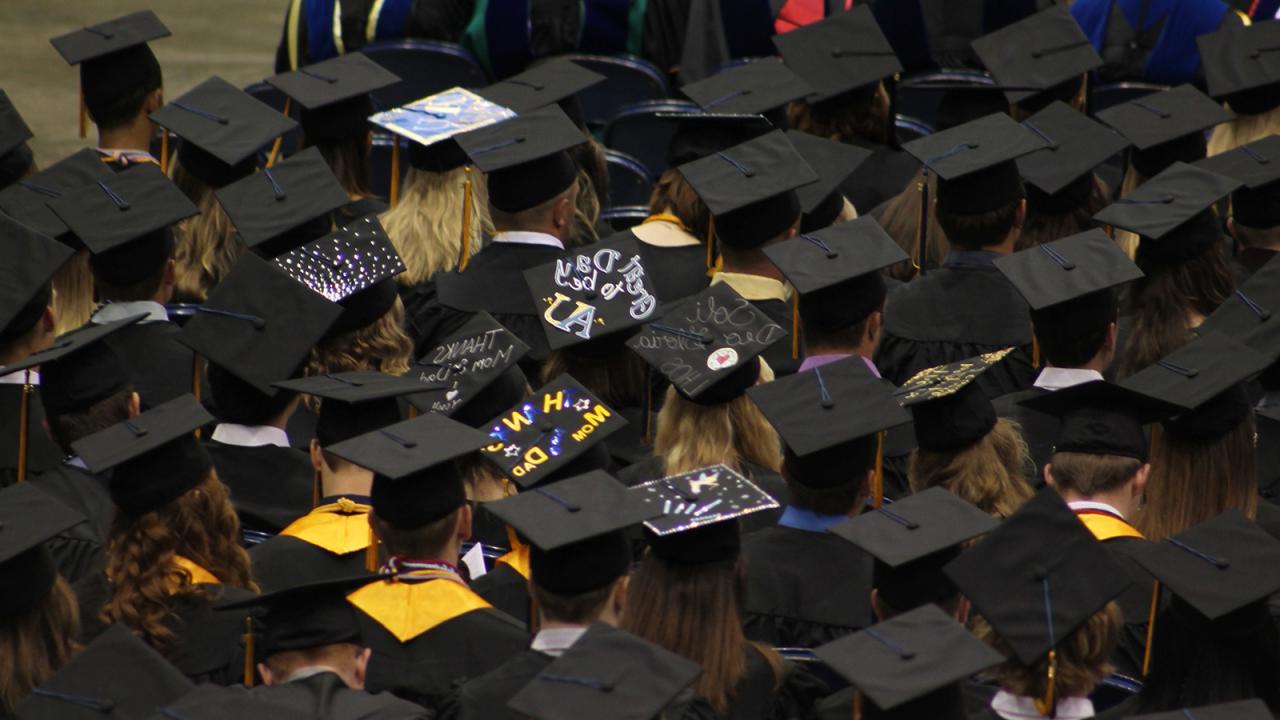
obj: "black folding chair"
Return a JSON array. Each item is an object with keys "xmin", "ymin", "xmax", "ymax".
[
  {"xmin": 361, "ymin": 39, "xmax": 490, "ymax": 110},
  {"xmin": 602, "ymin": 99, "xmax": 700, "ymax": 180}
]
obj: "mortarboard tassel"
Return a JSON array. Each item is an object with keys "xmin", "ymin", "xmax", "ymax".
[
  {"xmin": 365, "ymin": 527, "xmax": 380, "ymax": 572},
  {"xmin": 266, "ymin": 98, "xmax": 291, "ymax": 169},
  {"xmin": 457, "ymin": 166, "xmax": 473, "ymax": 271},
  {"xmin": 389, "ymin": 138, "xmax": 400, "ymax": 208},
  {"xmin": 16, "ymin": 370, "xmax": 31, "ymax": 482},
  {"xmin": 79, "ymin": 91, "xmax": 87, "ymax": 139},
  {"xmin": 872, "ymin": 431, "xmax": 884, "ymax": 509},
  {"xmin": 1032, "ymin": 337, "xmax": 1040, "ymax": 369},
  {"xmin": 851, "ymin": 689, "xmax": 862, "ymax": 720},
  {"xmin": 915, "ymin": 171, "xmax": 929, "ymax": 275},
  {"xmin": 242, "ymin": 616, "xmax": 256, "ymax": 687},
  {"xmin": 160, "ymin": 131, "xmax": 168, "ymax": 174},
  {"xmin": 705, "ymin": 216, "xmax": 722, "ymax": 277},
  {"xmin": 1142, "ymin": 580, "xmax": 1160, "ymax": 676},
  {"xmin": 791, "ymin": 295, "xmax": 800, "ymax": 360},
  {"xmin": 192, "ymin": 355, "xmax": 203, "ymax": 440},
  {"xmin": 407, "ymin": 404, "xmax": 419, "ymax": 418}
]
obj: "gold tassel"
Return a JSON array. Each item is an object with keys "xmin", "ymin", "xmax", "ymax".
[
  {"xmin": 266, "ymin": 98, "xmax": 291, "ymax": 168},
  {"xmin": 705, "ymin": 216, "xmax": 721, "ymax": 277},
  {"xmin": 872, "ymin": 431, "xmax": 884, "ymax": 509},
  {"xmin": 242, "ymin": 616, "xmax": 256, "ymax": 687},
  {"xmin": 407, "ymin": 404, "xmax": 419, "ymax": 418},
  {"xmin": 1142, "ymin": 580, "xmax": 1159, "ymax": 677},
  {"xmin": 1032, "ymin": 337, "xmax": 1040, "ymax": 369},
  {"xmin": 389, "ymin": 138, "xmax": 400, "ymax": 208},
  {"xmin": 791, "ymin": 295, "xmax": 800, "ymax": 360},
  {"xmin": 1034, "ymin": 649, "xmax": 1057, "ymax": 716},
  {"xmin": 192, "ymin": 355, "xmax": 203, "ymax": 440},
  {"xmin": 852, "ymin": 689, "xmax": 862, "ymax": 720},
  {"xmin": 17, "ymin": 371, "xmax": 31, "ymax": 482},
  {"xmin": 160, "ymin": 131, "xmax": 168, "ymax": 174},
  {"xmin": 365, "ymin": 526, "xmax": 380, "ymax": 572},
  {"xmin": 458, "ymin": 166, "xmax": 474, "ymax": 271},
  {"xmin": 79, "ymin": 90, "xmax": 87, "ymax": 139},
  {"xmin": 911, "ymin": 178, "xmax": 925, "ymax": 272}
]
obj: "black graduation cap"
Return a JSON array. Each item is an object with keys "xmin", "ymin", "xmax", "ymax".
[
  {"xmin": 626, "ymin": 283, "xmax": 785, "ymax": 403},
  {"xmin": 1129, "ymin": 700, "xmax": 1274, "ymax": 720},
  {"xmin": 1196, "ymin": 254, "xmax": 1280, "ymax": 354},
  {"xmin": 51, "ymin": 11, "xmax": 168, "ymax": 139},
  {"xmin": 368, "ymin": 87, "xmax": 516, "ymax": 173},
  {"xmin": 50, "ymin": 10, "xmax": 170, "ymax": 65},
  {"xmin": 214, "ymin": 146, "xmax": 349, "ymax": 249},
  {"xmin": 1020, "ymin": 380, "xmax": 1184, "ymax": 462},
  {"xmin": 404, "ymin": 312, "xmax": 531, "ymax": 419},
  {"xmin": 1134, "ymin": 510, "xmax": 1280, "ymax": 620},
  {"xmin": 1093, "ymin": 162, "xmax": 1239, "ymax": 262},
  {"xmin": 0, "ymin": 213, "xmax": 72, "ymax": 337},
  {"xmin": 679, "ymin": 58, "xmax": 813, "ymax": 115},
  {"xmin": 0, "ymin": 482, "xmax": 86, "ymax": 616},
  {"xmin": 71, "ymin": 394, "xmax": 214, "ymax": 516},
  {"xmin": 1122, "ymin": 332, "xmax": 1273, "ymax": 442},
  {"xmin": 637, "ymin": 464, "xmax": 780, "ymax": 564},
  {"xmin": 971, "ymin": 6, "xmax": 1101, "ymax": 106},
  {"xmin": 3, "ymin": 316, "xmax": 143, "ymax": 417},
  {"xmin": 1017, "ymin": 101, "xmax": 1131, "ymax": 198},
  {"xmin": 480, "ymin": 374, "xmax": 626, "ymax": 488},
  {"xmin": 216, "ymin": 574, "xmax": 379, "ymax": 657},
  {"xmin": 475, "ymin": 58, "xmax": 606, "ymax": 114},
  {"xmin": 1194, "ymin": 135, "xmax": 1280, "ymax": 230},
  {"xmin": 772, "ymin": 5, "xmax": 902, "ymax": 104},
  {"xmin": 524, "ymin": 236, "xmax": 660, "ymax": 351},
  {"xmin": 762, "ymin": 216, "xmax": 907, "ymax": 332},
  {"xmin": 1198, "ymin": 20, "xmax": 1280, "ymax": 113},
  {"xmin": 677, "ymin": 130, "xmax": 818, "ymax": 248},
  {"xmin": 659, "ymin": 112, "xmax": 776, "ymax": 167},
  {"xmin": 455, "ymin": 106, "xmax": 585, "ymax": 214},
  {"xmin": 993, "ymin": 229, "xmax": 1143, "ymax": 311},
  {"xmin": 268, "ymin": 52, "xmax": 400, "ymax": 143},
  {"xmin": 897, "ymin": 348, "xmax": 1015, "ymax": 453},
  {"xmin": 507, "ymin": 623, "xmax": 702, "ymax": 720},
  {"xmin": 902, "ymin": 112, "xmax": 1048, "ymax": 214},
  {"xmin": 0, "ymin": 89, "xmax": 33, "ymax": 158},
  {"xmin": 151, "ymin": 76, "xmax": 298, "ymax": 187},
  {"xmin": 153, "ymin": 684, "xmax": 315, "ymax": 720},
  {"xmin": 273, "ymin": 215, "xmax": 405, "ymax": 334},
  {"xmin": 12, "ymin": 624, "xmax": 193, "ymax": 720},
  {"xmin": 785, "ymin": 129, "xmax": 871, "ymax": 229},
  {"xmin": 327, "ymin": 412, "xmax": 493, "ymax": 528},
  {"xmin": 484, "ymin": 471, "xmax": 658, "ymax": 594},
  {"xmin": 274, "ymin": 371, "xmax": 429, "ymax": 447},
  {"xmin": 813, "ymin": 604, "xmax": 1006, "ymax": 711},
  {"xmin": 177, "ymin": 253, "xmax": 343, "ymax": 396},
  {"xmin": 945, "ymin": 489, "xmax": 1130, "ymax": 666},
  {"xmin": 1096, "ymin": 84, "xmax": 1233, "ymax": 177},
  {"xmin": 0, "ymin": 149, "xmax": 114, "ymax": 240}
]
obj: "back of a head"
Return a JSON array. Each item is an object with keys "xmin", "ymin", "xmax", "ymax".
[
  {"xmin": 782, "ymin": 438, "xmax": 874, "ymax": 516},
  {"xmin": 81, "ymin": 45, "xmax": 162, "ymax": 131},
  {"xmin": 1030, "ymin": 287, "xmax": 1117, "ymax": 368},
  {"xmin": 909, "ymin": 418, "xmax": 1033, "ymax": 519},
  {"xmin": 89, "ymin": 227, "xmax": 175, "ymax": 301},
  {"xmin": 207, "ymin": 363, "xmax": 295, "ymax": 427},
  {"xmin": 0, "ymin": 282, "xmax": 50, "ymax": 350},
  {"xmin": 934, "ymin": 194, "xmax": 1022, "ymax": 251}
]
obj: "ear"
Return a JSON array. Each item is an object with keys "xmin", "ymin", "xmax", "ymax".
[
  {"xmin": 782, "ymin": 224, "xmax": 799, "ymax": 240},
  {"xmin": 456, "ymin": 502, "xmax": 474, "ymax": 541},
  {"xmin": 1104, "ymin": 321, "xmax": 1119, "ymax": 353},
  {"xmin": 146, "ymin": 88, "xmax": 164, "ymax": 114},
  {"xmin": 553, "ymin": 194, "xmax": 574, "ymax": 229},
  {"xmin": 613, "ymin": 575, "xmax": 629, "ymax": 619},
  {"xmin": 1133, "ymin": 463, "xmax": 1150, "ymax": 497},
  {"xmin": 128, "ymin": 392, "xmax": 142, "ymax": 418},
  {"xmin": 257, "ymin": 662, "xmax": 275, "ymax": 687},
  {"xmin": 42, "ymin": 305, "xmax": 56, "ymax": 334},
  {"xmin": 1013, "ymin": 198, "xmax": 1027, "ymax": 229},
  {"xmin": 309, "ymin": 439, "xmax": 325, "ymax": 472},
  {"xmin": 163, "ymin": 258, "xmax": 177, "ymax": 287},
  {"xmin": 870, "ymin": 588, "xmax": 886, "ymax": 622},
  {"xmin": 1043, "ymin": 463, "xmax": 1057, "ymax": 489},
  {"xmin": 865, "ymin": 310, "xmax": 883, "ymax": 344},
  {"xmin": 353, "ymin": 647, "xmax": 372, "ymax": 689}
]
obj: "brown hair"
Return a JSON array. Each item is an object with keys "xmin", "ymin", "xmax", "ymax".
[
  {"xmin": 378, "ymin": 166, "xmax": 490, "ymax": 286},
  {"xmin": 532, "ymin": 581, "xmax": 616, "ymax": 625},
  {"xmin": 873, "ymin": 170, "xmax": 948, "ymax": 280},
  {"xmin": 1136, "ymin": 419, "xmax": 1258, "ymax": 541},
  {"xmin": 908, "ymin": 419, "xmax": 1034, "ymax": 518},
  {"xmin": 170, "ymin": 162, "xmax": 243, "ymax": 303},
  {"xmin": 541, "ymin": 346, "xmax": 649, "ymax": 409},
  {"xmin": 52, "ymin": 250, "xmax": 95, "ymax": 335},
  {"xmin": 935, "ymin": 196, "xmax": 1022, "ymax": 251},
  {"xmin": 647, "ymin": 168, "xmax": 712, "ymax": 242},
  {"xmin": 46, "ymin": 387, "xmax": 135, "ymax": 453},
  {"xmin": 0, "ymin": 577, "xmax": 80, "ymax": 715},
  {"xmin": 1016, "ymin": 177, "xmax": 1110, "ymax": 251},
  {"xmin": 305, "ymin": 299, "xmax": 413, "ymax": 411},
  {"xmin": 100, "ymin": 472, "xmax": 257, "ymax": 656},
  {"xmin": 1047, "ymin": 451, "xmax": 1143, "ymax": 497},
  {"xmin": 983, "ymin": 601, "xmax": 1121, "ymax": 700},
  {"xmin": 568, "ymin": 136, "xmax": 608, "ymax": 249},
  {"xmin": 785, "ymin": 83, "xmax": 891, "ymax": 145},
  {"xmin": 314, "ymin": 136, "xmax": 373, "ymax": 198},
  {"xmin": 263, "ymin": 642, "xmax": 361, "ymax": 679},
  {"xmin": 369, "ymin": 508, "xmax": 460, "ymax": 558},
  {"xmin": 652, "ymin": 366, "xmax": 781, "ymax": 477}
]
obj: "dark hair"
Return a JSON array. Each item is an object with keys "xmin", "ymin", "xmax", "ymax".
[
  {"xmin": 531, "ymin": 581, "xmax": 616, "ymax": 625},
  {"xmin": 785, "ymin": 82, "xmax": 891, "ymax": 145},
  {"xmin": 1031, "ymin": 288, "xmax": 1117, "ymax": 368},
  {"xmin": 206, "ymin": 363, "xmax": 296, "ymax": 426},
  {"xmin": 82, "ymin": 48, "xmax": 162, "ymax": 131},
  {"xmin": 782, "ymin": 439, "xmax": 875, "ymax": 516},
  {"xmin": 311, "ymin": 137, "xmax": 371, "ymax": 197},
  {"xmin": 802, "ymin": 311, "xmax": 876, "ymax": 355},
  {"xmin": 1047, "ymin": 451, "xmax": 1143, "ymax": 497},
  {"xmin": 935, "ymin": 197, "xmax": 1021, "ymax": 251},
  {"xmin": 1016, "ymin": 176, "xmax": 1110, "ymax": 251},
  {"xmin": 46, "ymin": 387, "xmax": 134, "ymax": 453},
  {"xmin": 541, "ymin": 341, "xmax": 648, "ymax": 409},
  {"xmin": 646, "ymin": 168, "xmax": 712, "ymax": 243},
  {"xmin": 369, "ymin": 507, "xmax": 460, "ymax": 558}
]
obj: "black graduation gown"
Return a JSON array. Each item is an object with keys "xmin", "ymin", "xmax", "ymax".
[
  {"xmin": 1255, "ymin": 499, "xmax": 1280, "ymax": 542},
  {"xmin": 724, "ymin": 645, "xmax": 829, "ymax": 720},
  {"xmin": 876, "ymin": 264, "xmax": 1035, "ymax": 397},
  {"xmin": 1230, "ymin": 248, "xmax": 1279, "ymax": 287},
  {"xmin": 450, "ymin": 648, "xmax": 552, "ymax": 720},
  {"xmin": 608, "ymin": 406, "xmax": 655, "ymax": 470},
  {"xmin": 206, "ymin": 440, "xmax": 314, "ymax": 535},
  {"xmin": 615, "ymin": 232, "xmax": 710, "ymax": 303},
  {"xmin": 0, "ymin": 384, "xmax": 61, "ymax": 487},
  {"xmin": 1257, "ymin": 409, "xmax": 1280, "ymax": 503},
  {"xmin": 742, "ymin": 523, "xmax": 875, "ymax": 648},
  {"xmin": 249, "ymin": 502, "xmax": 374, "ymax": 592},
  {"xmin": 335, "ymin": 197, "xmax": 390, "ymax": 227},
  {"xmin": 99, "ymin": 320, "xmax": 197, "ymax": 408},
  {"xmin": 992, "ymin": 386, "xmax": 1053, "ymax": 486},
  {"xmin": 351, "ymin": 577, "xmax": 529, "ymax": 711},
  {"xmin": 471, "ymin": 551, "xmax": 533, "ymax": 631},
  {"xmin": 1073, "ymin": 509, "xmax": 1157, "ymax": 680},
  {"xmin": 248, "ymin": 670, "xmax": 429, "ymax": 719},
  {"xmin": 838, "ymin": 137, "xmax": 920, "ymax": 216},
  {"xmin": 617, "ymin": 457, "xmax": 787, "ymax": 533},
  {"xmin": 29, "ymin": 465, "xmax": 108, "ymax": 583},
  {"xmin": 753, "ymin": 297, "xmax": 803, "ymax": 378},
  {"xmin": 817, "ymin": 679, "xmax": 996, "ymax": 720}
]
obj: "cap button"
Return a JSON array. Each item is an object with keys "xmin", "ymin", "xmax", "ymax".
[
  {"xmin": 585, "ymin": 291, "xmax": 598, "ymax": 300},
  {"xmin": 540, "ymin": 420, "xmax": 555, "ymax": 432}
]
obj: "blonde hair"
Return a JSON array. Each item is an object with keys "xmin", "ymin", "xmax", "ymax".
[
  {"xmin": 1207, "ymin": 109, "xmax": 1280, "ymax": 157},
  {"xmin": 172, "ymin": 190, "xmax": 243, "ymax": 304},
  {"xmin": 305, "ymin": 298, "xmax": 413, "ymax": 411},
  {"xmin": 874, "ymin": 169, "xmax": 948, "ymax": 280},
  {"xmin": 908, "ymin": 419, "xmax": 1034, "ymax": 518},
  {"xmin": 0, "ymin": 576, "xmax": 79, "ymax": 715},
  {"xmin": 569, "ymin": 166, "xmax": 601, "ymax": 249},
  {"xmin": 378, "ymin": 166, "xmax": 491, "ymax": 286},
  {"xmin": 52, "ymin": 250, "xmax": 95, "ymax": 334},
  {"xmin": 652, "ymin": 364, "xmax": 781, "ymax": 476}
]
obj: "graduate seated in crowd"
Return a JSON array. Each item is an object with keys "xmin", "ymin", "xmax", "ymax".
[
  {"xmin": 1197, "ymin": 135, "xmax": 1280, "ymax": 284},
  {"xmin": 1201, "ymin": 20, "xmax": 1280, "ymax": 157},
  {"xmin": 0, "ymin": 91, "xmax": 35, "ymax": 191}
]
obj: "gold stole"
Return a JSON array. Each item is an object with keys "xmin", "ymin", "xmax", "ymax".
[
  {"xmin": 279, "ymin": 498, "xmax": 373, "ymax": 556},
  {"xmin": 1077, "ymin": 512, "xmax": 1144, "ymax": 542},
  {"xmin": 347, "ymin": 575, "xmax": 492, "ymax": 643},
  {"xmin": 171, "ymin": 556, "xmax": 220, "ymax": 590},
  {"xmin": 495, "ymin": 532, "xmax": 531, "ymax": 580}
]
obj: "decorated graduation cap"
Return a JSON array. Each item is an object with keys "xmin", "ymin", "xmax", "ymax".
[
  {"xmin": 1094, "ymin": 162, "xmax": 1240, "ymax": 266},
  {"xmin": 637, "ymin": 464, "xmax": 780, "ymax": 565},
  {"xmin": 369, "ymin": 87, "xmax": 515, "ymax": 175},
  {"xmin": 177, "ymin": 253, "xmax": 342, "ymax": 395},
  {"xmin": 946, "ymin": 489, "xmax": 1130, "ymax": 714},
  {"xmin": 679, "ymin": 57, "xmax": 812, "ymax": 115},
  {"xmin": 485, "ymin": 471, "xmax": 657, "ymax": 595},
  {"xmin": 660, "ymin": 112, "xmax": 775, "ymax": 168},
  {"xmin": 678, "ymin": 129, "xmax": 818, "ymax": 249},
  {"xmin": 763, "ymin": 216, "xmax": 907, "ymax": 334},
  {"xmin": 897, "ymin": 348, "xmax": 1014, "ymax": 453},
  {"xmin": 0, "ymin": 483, "xmax": 85, "ymax": 616},
  {"xmin": 971, "ymin": 5, "xmax": 1101, "ymax": 108},
  {"xmin": 0, "ymin": 213, "xmax": 73, "ymax": 340},
  {"xmin": 507, "ymin": 623, "xmax": 703, "ymax": 720},
  {"xmin": 217, "ymin": 574, "xmax": 379, "ymax": 657},
  {"xmin": 404, "ymin": 312, "xmax": 530, "ymax": 423},
  {"xmin": 1020, "ymin": 380, "xmax": 1184, "ymax": 463},
  {"xmin": 0, "ymin": 149, "xmax": 113, "ymax": 240},
  {"xmin": 267, "ymin": 51, "xmax": 399, "ymax": 143},
  {"xmin": 12, "ymin": 624, "xmax": 193, "ymax": 720},
  {"xmin": 475, "ymin": 57, "xmax": 605, "ymax": 122},
  {"xmin": 1129, "ymin": 700, "xmax": 1274, "ymax": 720},
  {"xmin": 72, "ymin": 394, "xmax": 214, "ymax": 516},
  {"xmin": 1196, "ymin": 253, "xmax": 1280, "ymax": 354},
  {"xmin": 1122, "ymin": 332, "xmax": 1272, "ymax": 443},
  {"xmin": 814, "ymin": 604, "xmax": 1005, "ymax": 714},
  {"xmin": 215, "ymin": 146, "xmax": 349, "ymax": 252},
  {"xmin": 1198, "ymin": 20, "xmax": 1280, "ymax": 115},
  {"xmin": 524, "ymin": 237, "xmax": 659, "ymax": 351},
  {"xmin": 4, "ymin": 316, "xmax": 143, "ymax": 417},
  {"xmin": 151, "ymin": 76, "xmax": 298, "ymax": 187},
  {"xmin": 273, "ymin": 215, "xmax": 405, "ymax": 335},
  {"xmin": 902, "ymin": 112, "xmax": 1047, "ymax": 215},
  {"xmin": 1095, "ymin": 84, "xmax": 1234, "ymax": 177},
  {"xmin": 49, "ymin": 163, "xmax": 198, "ymax": 286},
  {"xmin": 1017, "ymin": 101, "xmax": 1131, "ymax": 210},
  {"xmin": 274, "ymin": 371, "xmax": 428, "ymax": 447},
  {"xmin": 481, "ymin": 374, "xmax": 625, "ymax": 488},
  {"xmin": 772, "ymin": 5, "xmax": 902, "ymax": 104},
  {"xmin": 785, "ymin": 129, "xmax": 871, "ymax": 232},
  {"xmin": 1195, "ymin": 135, "xmax": 1280, "ymax": 230},
  {"xmin": 627, "ymin": 283, "xmax": 785, "ymax": 404},
  {"xmin": 455, "ymin": 106, "xmax": 585, "ymax": 214},
  {"xmin": 0, "ymin": 90, "xmax": 33, "ymax": 187}
]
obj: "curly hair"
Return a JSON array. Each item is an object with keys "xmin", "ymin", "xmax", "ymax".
[
  {"xmin": 378, "ymin": 166, "xmax": 491, "ymax": 286},
  {"xmin": 785, "ymin": 83, "xmax": 891, "ymax": 145},
  {"xmin": 305, "ymin": 298, "xmax": 413, "ymax": 412},
  {"xmin": 908, "ymin": 419, "xmax": 1034, "ymax": 519},
  {"xmin": 653, "ymin": 363, "xmax": 781, "ymax": 477},
  {"xmin": 100, "ymin": 472, "xmax": 257, "ymax": 656},
  {"xmin": 982, "ymin": 601, "xmax": 1120, "ymax": 702},
  {"xmin": 171, "ymin": 163, "xmax": 244, "ymax": 303},
  {"xmin": 52, "ymin": 250, "xmax": 95, "ymax": 335},
  {"xmin": 0, "ymin": 577, "xmax": 79, "ymax": 715}
]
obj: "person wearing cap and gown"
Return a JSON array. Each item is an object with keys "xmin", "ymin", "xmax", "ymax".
[
  {"xmin": 1200, "ymin": 21, "xmax": 1280, "ymax": 157},
  {"xmin": 784, "ymin": 130, "xmax": 868, "ymax": 233},
  {"xmin": 328, "ymin": 412, "xmax": 527, "ymax": 711},
  {"xmin": 0, "ymin": 215, "xmax": 74, "ymax": 487},
  {"xmin": 868, "ymin": 0, "xmax": 1054, "ymax": 72},
  {"xmin": 877, "ymin": 113, "xmax": 1044, "ymax": 398},
  {"xmin": 449, "ymin": 472, "xmax": 654, "ymax": 719},
  {"xmin": 0, "ymin": 91, "xmax": 36, "ymax": 191},
  {"xmin": 741, "ymin": 357, "xmax": 909, "ymax": 648},
  {"xmin": 1196, "ymin": 136, "xmax": 1280, "ymax": 284},
  {"xmin": 1071, "ymin": 0, "xmax": 1242, "ymax": 86},
  {"xmin": 991, "ymin": 230, "xmax": 1144, "ymax": 478},
  {"xmin": 50, "ymin": 11, "xmax": 169, "ymax": 171}
]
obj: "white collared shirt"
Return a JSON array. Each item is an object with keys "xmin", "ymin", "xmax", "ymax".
[
  {"xmin": 990, "ymin": 691, "xmax": 1094, "ymax": 720},
  {"xmin": 0, "ymin": 369, "xmax": 38, "ymax": 385},
  {"xmin": 1032, "ymin": 367, "xmax": 1104, "ymax": 392},
  {"xmin": 530, "ymin": 626, "xmax": 589, "ymax": 657},
  {"xmin": 491, "ymin": 231, "xmax": 565, "ymax": 249},
  {"xmin": 91, "ymin": 301, "xmax": 169, "ymax": 325},
  {"xmin": 1067, "ymin": 500, "xmax": 1126, "ymax": 520},
  {"xmin": 210, "ymin": 423, "xmax": 290, "ymax": 448}
]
